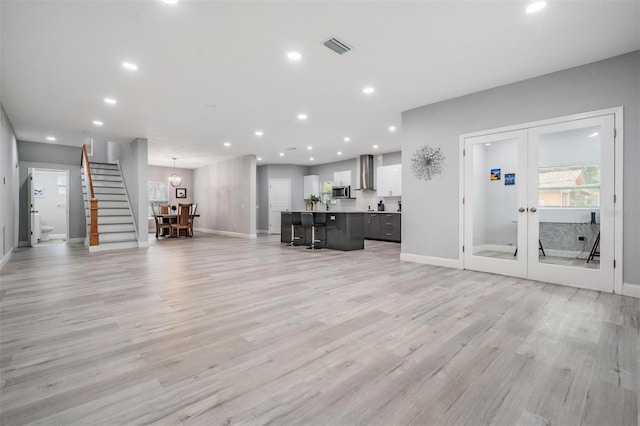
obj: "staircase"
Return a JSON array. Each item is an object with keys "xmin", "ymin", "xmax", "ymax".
[{"xmin": 81, "ymin": 162, "xmax": 138, "ymax": 251}]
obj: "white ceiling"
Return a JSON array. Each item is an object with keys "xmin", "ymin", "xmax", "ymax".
[{"xmin": 1, "ymin": 1, "xmax": 638, "ymax": 169}]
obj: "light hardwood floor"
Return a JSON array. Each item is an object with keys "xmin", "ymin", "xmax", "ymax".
[{"xmin": 1, "ymin": 233, "xmax": 638, "ymax": 425}]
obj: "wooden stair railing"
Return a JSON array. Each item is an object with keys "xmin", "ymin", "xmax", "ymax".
[{"xmin": 82, "ymin": 144, "xmax": 99, "ymax": 246}]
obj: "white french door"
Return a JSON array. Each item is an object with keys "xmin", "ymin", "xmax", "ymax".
[{"xmin": 464, "ymin": 114, "xmax": 616, "ymax": 293}]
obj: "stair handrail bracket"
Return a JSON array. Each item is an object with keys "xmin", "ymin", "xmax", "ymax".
[{"xmin": 82, "ymin": 144, "xmax": 99, "ymax": 246}]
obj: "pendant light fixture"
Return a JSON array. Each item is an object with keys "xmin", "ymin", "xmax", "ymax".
[{"xmin": 169, "ymin": 157, "xmax": 182, "ymax": 187}]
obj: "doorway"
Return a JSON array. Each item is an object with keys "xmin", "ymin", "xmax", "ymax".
[
  {"xmin": 268, "ymin": 179, "xmax": 291, "ymax": 234},
  {"xmin": 28, "ymin": 168, "xmax": 69, "ymax": 246},
  {"xmin": 461, "ymin": 110, "xmax": 620, "ymax": 293}
]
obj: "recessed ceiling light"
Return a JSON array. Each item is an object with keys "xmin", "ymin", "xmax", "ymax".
[
  {"xmin": 255, "ymin": 130, "xmax": 264, "ymax": 137},
  {"xmin": 162, "ymin": 0, "xmax": 178, "ymax": 4},
  {"xmin": 122, "ymin": 62, "xmax": 138, "ymax": 71},
  {"xmin": 93, "ymin": 120, "xmax": 103, "ymax": 126},
  {"xmin": 307, "ymin": 146, "xmax": 312, "ymax": 150},
  {"xmin": 589, "ymin": 132, "xmax": 599, "ymax": 138},
  {"xmin": 223, "ymin": 142, "xmax": 231, "ymax": 147},
  {"xmin": 337, "ymin": 151, "xmax": 342, "ymax": 156},
  {"xmin": 257, "ymin": 157, "xmax": 263, "ymax": 161},
  {"xmin": 287, "ymin": 51, "xmax": 302, "ymax": 61},
  {"xmin": 309, "ymin": 157, "xmax": 314, "ymax": 161},
  {"xmin": 485, "ymin": 143, "xmax": 492, "ymax": 146},
  {"xmin": 46, "ymin": 136, "xmax": 56, "ymax": 141},
  {"xmin": 363, "ymin": 86, "xmax": 375, "ymax": 94},
  {"xmin": 279, "ymin": 152, "xmax": 285, "ymax": 157},
  {"xmin": 373, "ymin": 144, "xmax": 379, "ymax": 149},
  {"xmin": 526, "ymin": 1, "xmax": 546, "ymax": 13},
  {"xmin": 104, "ymin": 97, "xmax": 117, "ymax": 105},
  {"xmin": 344, "ymin": 137, "xmax": 350, "ymax": 142},
  {"xmin": 388, "ymin": 126, "xmax": 396, "ymax": 132},
  {"xmin": 297, "ymin": 113, "xmax": 308, "ymax": 120}
]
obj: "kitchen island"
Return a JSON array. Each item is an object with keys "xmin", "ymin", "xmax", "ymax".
[{"xmin": 281, "ymin": 211, "xmax": 365, "ymax": 250}]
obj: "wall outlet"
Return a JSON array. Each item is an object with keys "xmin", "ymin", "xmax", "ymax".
[{"xmin": 577, "ymin": 236, "xmax": 586, "ymax": 242}]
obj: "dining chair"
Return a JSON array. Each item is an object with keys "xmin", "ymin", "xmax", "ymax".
[
  {"xmin": 171, "ymin": 203, "xmax": 193, "ymax": 238},
  {"xmin": 158, "ymin": 204, "xmax": 170, "ymax": 215},
  {"xmin": 151, "ymin": 203, "xmax": 171, "ymax": 238}
]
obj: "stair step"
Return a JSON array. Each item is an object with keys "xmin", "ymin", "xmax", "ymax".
[
  {"xmin": 99, "ymin": 223, "xmax": 135, "ymax": 233},
  {"xmin": 98, "ymin": 200, "xmax": 129, "ymax": 208},
  {"xmin": 99, "ymin": 232, "xmax": 137, "ymax": 243},
  {"xmin": 97, "ymin": 216, "xmax": 134, "ymax": 225},
  {"xmin": 98, "ymin": 208, "xmax": 131, "ymax": 216},
  {"xmin": 91, "ymin": 175, "xmax": 122, "ymax": 182},
  {"xmin": 91, "ymin": 169, "xmax": 121, "ymax": 176},
  {"xmin": 93, "ymin": 187, "xmax": 126, "ymax": 195},
  {"xmin": 93, "ymin": 181, "xmax": 124, "ymax": 188},
  {"xmin": 90, "ymin": 193, "xmax": 128, "ymax": 201},
  {"xmin": 89, "ymin": 163, "xmax": 119, "ymax": 170}
]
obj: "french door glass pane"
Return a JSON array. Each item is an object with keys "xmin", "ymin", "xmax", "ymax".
[
  {"xmin": 472, "ymin": 139, "xmax": 519, "ymax": 260},
  {"xmin": 537, "ymin": 126, "xmax": 601, "ymax": 269}
]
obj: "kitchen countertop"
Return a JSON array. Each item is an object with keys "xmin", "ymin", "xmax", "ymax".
[{"xmin": 283, "ymin": 210, "xmax": 400, "ymax": 214}]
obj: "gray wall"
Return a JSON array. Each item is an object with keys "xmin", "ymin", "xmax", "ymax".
[
  {"xmin": 0, "ymin": 105, "xmax": 19, "ymax": 263},
  {"xmin": 117, "ymin": 138, "xmax": 148, "ymax": 244},
  {"xmin": 256, "ymin": 164, "xmax": 309, "ymax": 231},
  {"xmin": 17, "ymin": 141, "xmax": 85, "ymax": 242},
  {"xmin": 147, "ymin": 165, "xmax": 194, "ymax": 232},
  {"xmin": 194, "ymin": 155, "xmax": 256, "ymax": 237},
  {"xmin": 401, "ymin": 50, "xmax": 640, "ymax": 285}
]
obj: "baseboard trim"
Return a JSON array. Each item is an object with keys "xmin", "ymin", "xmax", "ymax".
[
  {"xmin": 400, "ymin": 252, "xmax": 461, "ymax": 269},
  {"xmin": 622, "ymin": 282, "xmax": 640, "ymax": 299},
  {"xmin": 18, "ymin": 241, "xmax": 29, "ymax": 248},
  {"xmin": 257, "ymin": 229, "xmax": 269, "ymax": 234},
  {"xmin": 194, "ymin": 228, "xmax": 257, "ymax": 239},
  {"xmin": 0, "ymin": 247, "xmax": 14, "ymax": 270}
]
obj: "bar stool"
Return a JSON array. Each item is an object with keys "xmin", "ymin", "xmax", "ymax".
[
  {"xmin": 290, "ymin": 212, "xmax": 303, "ymax": 246},
  {"xmin": 301, "ymin": 212, "xmax": 325, "ymax": 250}
]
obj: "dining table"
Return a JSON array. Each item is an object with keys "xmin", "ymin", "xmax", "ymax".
[{"xmin": 157, "ymin": 213, "xmax": 200, "ymax": 237}]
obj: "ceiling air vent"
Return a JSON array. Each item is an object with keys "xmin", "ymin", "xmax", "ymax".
[{"xmin": 323, "ymin": 37, "xmax": 352, "ymax": 55}]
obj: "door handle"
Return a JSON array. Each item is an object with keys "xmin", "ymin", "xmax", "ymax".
[
  {"xmin": 530, "ymin": 207, "xmax": 537, "ymax": 213},
  {"xmin": 518, "ymin": 207, "xmax": 525, "ymax": 212}
]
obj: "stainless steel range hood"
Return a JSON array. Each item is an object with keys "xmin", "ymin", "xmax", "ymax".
[{"xmin": 356, "ymin": 155, "xmax": 375, "ymax": 190}]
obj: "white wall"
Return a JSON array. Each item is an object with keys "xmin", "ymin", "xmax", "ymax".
[
  {"xmin": 193, "ymin": 155, "xmax": 256, "ymax": 238},
  {"xmin": 401, "ymin": 51, "xmax": 640, "ymax": 285},
  {"xmin": 0, "ymin": 105, "xmax": 19, "ymax": 267},
  {"xmin": 117, "ymin": 138, "xmax": 148, "ymax": 244}
]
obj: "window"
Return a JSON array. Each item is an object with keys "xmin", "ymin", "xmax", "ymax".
[
  {"xmin": 538, "ymin": 164, "xmax": 600, "ymax": 207},
  {"xmin": 148, "ymin": 181, "xmax": 169, "ymax": 216}
]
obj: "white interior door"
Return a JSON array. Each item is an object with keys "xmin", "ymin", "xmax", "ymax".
[
  {"xmin": 527, "ymin": 115, "xmax": 615, "ymax": 292},
  {"xmin": 27, "ymin": 168, "xmax": 38, "ymax": 246},
  {"xmin": 464, "ymin": 130, "xmax": 528, "ymax": 278},
  {"xmin": 268, "ymin": 179, "xmax": 291, "ymax": 234}
]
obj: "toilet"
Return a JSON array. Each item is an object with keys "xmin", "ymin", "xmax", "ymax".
[{"xmin": 34, "ymin": 214, "xmax": 55, "ymax": 242}]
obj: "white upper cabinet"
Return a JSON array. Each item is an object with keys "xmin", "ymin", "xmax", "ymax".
[
  {"xmin": 303, "ymin": 175, "xmax": 320, "ymax": 199},
  {"xmin": 333, "ymin": 170, "xmax": 352, "ymax": 187},
  {"xmin": 376, "ymin": 164, "xmax": 402, "ymax": 197}
]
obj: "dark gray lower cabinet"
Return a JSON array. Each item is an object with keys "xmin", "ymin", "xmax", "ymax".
[
  {"xmin": 365, "ymin": 213, "xmax": 401, "ymax": 242},
  {"xmin": 281, "ymin": 212, "xmax": 363, "ymax": 250}
]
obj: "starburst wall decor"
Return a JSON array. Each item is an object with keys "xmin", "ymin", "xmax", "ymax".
[{"xmin": 410, "ymin": 145, "xmax": 445, "ymax": 181}]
